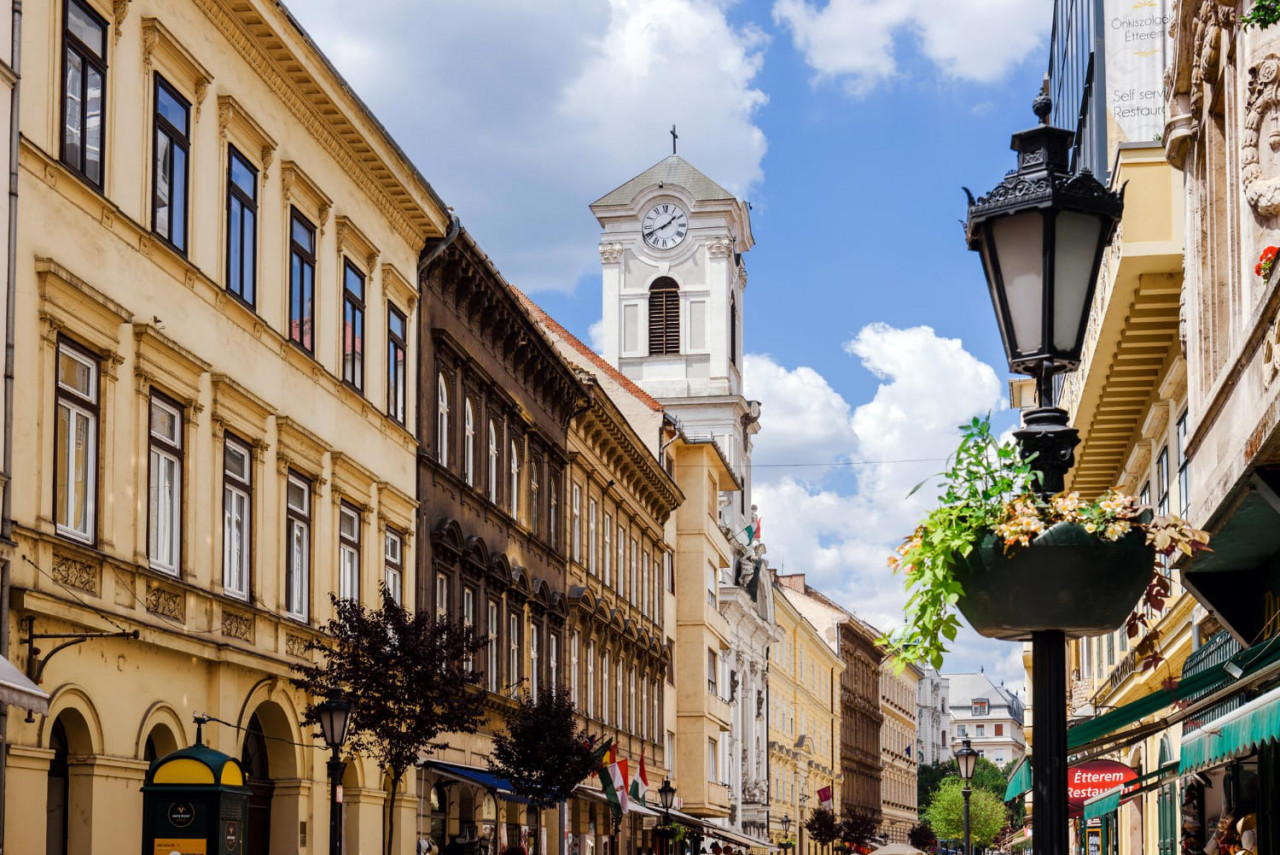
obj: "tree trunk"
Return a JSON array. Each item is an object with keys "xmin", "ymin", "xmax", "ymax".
[{"xmin": 385, "ymin": 766, "xmax": 402, "ymax": 855}]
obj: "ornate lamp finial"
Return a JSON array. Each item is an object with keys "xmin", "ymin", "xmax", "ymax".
[{"xmin": 1033, "ymin": 93, "xmax": 1053, "ymax": 125}]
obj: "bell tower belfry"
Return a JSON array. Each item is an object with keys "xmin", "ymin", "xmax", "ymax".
[{"xmin": 590, "ymin": 153, "xmax": 759, "ymax": 530}]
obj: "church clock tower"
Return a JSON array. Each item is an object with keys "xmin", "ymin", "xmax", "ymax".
[{"xmin": 590, "ymin": 152, "xmax": 759, "ymax": 531}]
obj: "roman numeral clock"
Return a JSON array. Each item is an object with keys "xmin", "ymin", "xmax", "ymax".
[{"xmin": 642, "ymin": 203, "xmax": 689, "ymax": 251}]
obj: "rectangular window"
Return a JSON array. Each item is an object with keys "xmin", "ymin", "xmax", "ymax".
[
  {"xmin": 1107, "ymin": 631, "xmax": 1116, "ymax": 666},
  {"xmin": 994, "ymin": 723, "xmax": 1004, "ymax": 737},
  {"xmin": 957, "ymin": 724, "xmax": 966, "ymax": 737},
  {"xmin": 530, "ymin": 459, "xmax": 540, "ymax": 535},
  {"xmin": 385, "ymin": 530, "xmax": 403, "ymax": 605},
  {"xmin": 629, "ymin": 668, "xmax": 637, "ymax": 732},
  {"xmin": 152, "ymin": 76, "xmax": 190, "ymax": 253},
  {"xmin": 603, "ymin": 514, "xmax": 613, "ymax": 586},
  {"xmin": 1177, "ymin": 410, "xmax": 1190, "ymax": 517},
  {"xmin": 387, "ymin": 305, "xmax": 407, "ymax": 424},
  {"xmin": 148, "ymin": 395, "xmax": 183, "ymax": 575},
  {"xmin": 343, "ymin": 261, "xmax": 366, "ymax": 391},
  {"xmin": 462, "ymin": 587, "xmax": 474, "ymax": 671},
  {"xmin": 1140, "ymin": 481, "xmax": 1151, "ymax": 508},
  {"xmin": 708, "ymin": 738, "xmax": 718, "ymax": 783},
  {"xmin": 976, "ymin": 724, "xmax": 985, "ymax": 737},
  {"xmin": 588, "ymin": 499, "xmax": 598, "ymax": 575},
  {"xmin": 617, "ymin": 525, "xmax": 626, "ymax": 591},
  {"xmin": 289, "ymin": 210, "xmax": 316, "ymax": 352},
  {"xmin": 666, "ymin": 552, "xmax": 673, "ymax": 593},
  {"xmin": 707, "ymin": 648, "xmax": 718, "ymax": 695},
  {"xmin": 62, "ymin": 0, "xmax": 107, "ymax": 186},
  {"xmin": 642, "ymin": 552, "xmax": 650, "ymax": 616},
  {"xmin": 226, "ymin": 146, "xmax": 258, "ymax": 306},
  {"xmin": 972, "ymin": 699, "xmax": 989, "ymax": 716},
  {"xmin": 1156, "ymin": 447, "xmax": 1170, "ymax": 516},
  {"xmin": 572, "ymin": 485, "xmax": 582, "ymax": 562},
  {"xmin": 706, "ymin": 563, "xmax": 717, "ymax": 607},
  {"xmin": 630, "ymin": 539, "xmax": 638, "ymax": 605},
  {"xmin": 55, "ymin": 342, "xmax": 98, "ymax": 542},
  {"xmin": 550, "ymin": 632, "xmax": 558, "ymax": 690},
  {"xmin": 509, "ymin": 612, "xmax": 521, "ymax": 696},
  {"xmin": 530, "ymin": 626, "xmax": 540, "ymax": 696},
  {"xmin": 571, "ymin": 632, "xmax": 580, "ymax": 703},
  {"xmin": 286, "ymin": 473, "xmax": 311, "ymax": 620},
  {"xmin": 602, "ymin": 652, "xmax": 610, "ymax": 723},
  {"xmin": 550, "ymin": 476, "xmax": 559, "ymax": 549},
  {"xmin": 488, "ymin": 602, "xmax": 499, "ymax": 692},
  {"xmin": 436, "ymin": 573, "xmax": 449, "ymax": 619},
  {"xmin": 339, "ymin": 504, "xmax": 360, "ymax": 601},
  {"xmin": 586, "ymin": 640, "xmax": 595, "ymax": 716},
  {"xmin": 223, "ymin": 436, "xmax": 252, "ymax": 599}
]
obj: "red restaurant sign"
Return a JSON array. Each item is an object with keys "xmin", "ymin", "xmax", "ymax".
[{"xmin": 1067, "ymin": 761, "xmax": 1138, "ymax": 812}]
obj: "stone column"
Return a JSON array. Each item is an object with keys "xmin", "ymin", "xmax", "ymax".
[
  {"xmin": 5, "ymin": 745, "xmax": 53, "ymax": 854},
  {"xmin": 80, "ymin": 755, "xmax": 149, "ymax": 855}
]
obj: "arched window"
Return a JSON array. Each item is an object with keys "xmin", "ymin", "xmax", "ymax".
[
  {"xmin": 464, "ymin": 399, "xmax": 475, "ymax": 486},
  {"xmin": 436, "ymin": 373, "xmax": 449, "ymax": 466},
  {"xmin": 488, "ymin": 420, "xmax": 498, "ymax": 502},
  {"xmin": 509, "ymin": 440, "xmax": 520, "ymax": 518},
  {"xmin": 648, "ymin": 277, "xmax": 680, "ymax": 355}
]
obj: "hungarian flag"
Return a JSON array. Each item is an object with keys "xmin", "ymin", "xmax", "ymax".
[
  {"xmin": 629, "ymin": 752, "xmax": 650, "ymax": 805},
  {"xmin": 746, "ymin": 517, "xmax": 762, "ymax": 543}
]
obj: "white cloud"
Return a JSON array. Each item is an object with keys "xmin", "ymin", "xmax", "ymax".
[
  {"xmin": 287, "ymin": 0, "xmax": 768, "ymax": 293},
  {"xmin": 772, "ymin": 0, "xmax": 1052, "ymax": 95},
  {"xmin": 749, "ymin": 324, "xmax": 1012, "ymax": 673},
  {"xmin": 588, "ymin": 318, "xmax": 605, "ymax": 354}
]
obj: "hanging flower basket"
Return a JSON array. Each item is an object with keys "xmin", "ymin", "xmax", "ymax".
[{"xmin": 953, "ymin": 521, "xmax": 1155, "ymax": 641}]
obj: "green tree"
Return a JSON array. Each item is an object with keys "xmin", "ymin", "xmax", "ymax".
[
  {"xmin": 969, "ymin": 757, "xmax": 1008, "ymax": 800},
  {"xmin": 917, "ymin": 761, "xmax": 952, "ymax": 807},
  {"xmin": 923, "ymin": 780, "xmax": 1006, "ymax": 848}
]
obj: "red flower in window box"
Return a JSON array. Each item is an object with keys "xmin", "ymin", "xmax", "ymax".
[{"xmin": 1258, "ymin": 246, "xmax": 1279, "ymax": 281}]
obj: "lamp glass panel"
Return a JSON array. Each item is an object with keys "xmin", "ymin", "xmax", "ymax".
[
  {"xmin": 1052, "ymin": 210, "xmax": 1105, "ymax": 353},
  {"xmin": 990, "ymin": 211, "xmax": 1045, "ymax": 355}
]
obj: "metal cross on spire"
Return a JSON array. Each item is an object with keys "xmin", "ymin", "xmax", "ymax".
[{"xmin": 671, "ymin": 124, "xmax": 678, "ymax": 155}]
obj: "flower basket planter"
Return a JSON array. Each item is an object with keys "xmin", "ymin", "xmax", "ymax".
[{"xmin": 953, "ymin": 522, "xmax": 1155, "ymax": 641}]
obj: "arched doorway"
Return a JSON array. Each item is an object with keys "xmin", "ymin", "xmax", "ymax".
[
  {"xmin": 143, "ymin": 721, "xmax": 181, "ymax": 764},
  {"xmin": 241, "ymin": 714, "xmax": 273, "ymax": 855},
  {"xmin": 46, "ymin": 718, "xmax": 69, "ymax": 855}
]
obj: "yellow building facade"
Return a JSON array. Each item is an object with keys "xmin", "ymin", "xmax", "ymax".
[
  {"xmin": 768, "ymin": 580, "xmax": 842, "ymax": 855},
  {"xmin": 877, "ymin": 664, "xmax": 919, "ymax": 844},
  {"xmin": 5, "ymin": 1, "xmax": 448, "ymax": 853}
]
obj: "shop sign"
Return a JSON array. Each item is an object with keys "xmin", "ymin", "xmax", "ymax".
[
  {"xmin": 1067, "ymin": 760, "xmax": 1137, "ymax": 810},
  {"xmin": 153, "ymin": 840, "xmax": 206, "ymax": 855}
]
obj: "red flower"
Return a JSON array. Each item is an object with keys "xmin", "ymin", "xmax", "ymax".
[
  {"xmin": 1258, "ymin": 263, "xmax": 1265, "ymax": 276},
  {"xmin": 1262, "ymin": 246, "xmax": 1279, "ymax": 262}
]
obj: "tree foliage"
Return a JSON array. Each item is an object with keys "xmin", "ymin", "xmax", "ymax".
[
  {"xmin": 917, "ymin": 762, "xmax": 952, "ymax": 808},
  {"xmin": 839, "ymin": 808, "xmax": 878, "ymax": 847},
  {"xmin": 489, "ymin": 686, "xmax": 603, "ymax": 810},
  {"xmin": 293, "ymin": 590, "xmax": 489, "ymax": 855},
  {"xmin": 922, "ymin": 780, "xmax": 1006, "ymax": 848},
  {"xmin": 806, "ymin": 808, "xmax": 841, "ymax": 846},
  {"xmin": 908, "ymin": 823, "xmax": 938, "ymax": 853},
  {"xmin": 968, "ymin": 757, "xmax": 1009, "ymax": 800}
]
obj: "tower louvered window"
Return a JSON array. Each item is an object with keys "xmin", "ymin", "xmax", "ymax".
[{"xmin": 649, "ymin": 277, "xmax": 680, "ymax": 355}]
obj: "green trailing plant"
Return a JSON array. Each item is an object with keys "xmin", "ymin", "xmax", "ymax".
[
  {"xmin": 880, "ymin": 417, "xmax": 1210, "ymax": 672},
  {"xmin": 1243, "ymin": 0, "xmax": 1280, "ymax": 29}
]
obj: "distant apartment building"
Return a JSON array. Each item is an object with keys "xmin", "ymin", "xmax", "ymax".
[
  {"xmin": 916, "ymin": 668, "xmax": 951, "ymax": 767},
  {"xmin": 947, "ymin": 673, "xmax": 1026, "ymax": 769}
]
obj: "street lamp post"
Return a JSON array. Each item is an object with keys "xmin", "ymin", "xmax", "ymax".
[
  {"xmin": 316, "ymin": 694, "xmax": 355, "ymax": 855},
  {"xmin": 965, "ymin": 95, "xmax": 1124, "ymax": 855},
  {"xmin": 659, "ymin": 778, "xmax": 677, "ymax": 855},
  {"xmin": 954, "ymin": 739, "xmax": 979, "ymax": 855},
  {"xmin": 782, "ymin": 815, "xmax": 793, "ymax": 854}
]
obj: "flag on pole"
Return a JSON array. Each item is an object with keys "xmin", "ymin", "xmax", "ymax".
[
  {"xmin": 593, "ymin": 739, "xmax": 622, "ymax": 822},
  {"xmin": 745, "ymin": 517, "xmax": 762, "ymax": 543},
  {"xmin": 818, "ymin": 785, "xmax": 833, "ymax": 810},
  {"xmin": 609, "ymin": 760, "xmax": 630, "ymax": 815},
  {"xmin": 629, "ymin": 752, "xmax": 650, "ymax": 805}
]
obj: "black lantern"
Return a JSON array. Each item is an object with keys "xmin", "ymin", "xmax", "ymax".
[
  {"xmin": 781, "ymin": 815, "xmax": 792, "ymax": 840},
  {"xmin": 315, "ymin": 694, "xmax": 355, "ymax": 855},
  {"xmin": 954, "ymin": 738, "xmax": 978, "ymax": 781},
  {"xmin": 659, "ymin": 778, "xmax": 676, "ymax": 814},
  {"xmin": 965, "ymin": 94, "xmax": 1123, "ymax": 394},
  {"xmin": 316, "ymin": 694, "xmax": 353, "ymax": 750}
]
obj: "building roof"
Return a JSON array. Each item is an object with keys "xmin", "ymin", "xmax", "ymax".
[
  {"xmin": 510, "ymin": 288, "xmax": 663, "ymax": 413},
  {"xmin": 946, "ymin": 672, "xmax": 1025, "ymax": 722},
  {"xmin": 591, "ymin": 155, "xmax": 737, "ymax": 207}
]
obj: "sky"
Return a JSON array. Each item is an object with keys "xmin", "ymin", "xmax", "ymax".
[{"xmin": 286, "ymin": 0, "xmax": 1059, "ymax": 695}]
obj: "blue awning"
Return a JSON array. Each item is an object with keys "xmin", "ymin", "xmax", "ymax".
[{"xmin": 422, "ymin": 760, "xmax": 530, "ymax": 804}]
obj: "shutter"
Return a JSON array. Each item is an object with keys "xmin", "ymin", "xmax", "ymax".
[{"xmin": 648, "ymin": 279, "xmax": 681, "ymax": 355}]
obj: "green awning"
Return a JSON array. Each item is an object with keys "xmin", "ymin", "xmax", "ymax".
[
  {"xmin": 1181, "ymin": 686, "xmax": 1280, "ymax": 772},
  {"xmin": 1004, "ymin": 756, "xmax": 1031, "ymax": 802},
  {"xmin": 1083, "ymin": 790, "xmax": 1121, "ymax": 821}
]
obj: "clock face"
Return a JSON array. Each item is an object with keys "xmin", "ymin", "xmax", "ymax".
[{"xmin": 642, "ymin": 203, "xmax": 689, "ymax": 250}]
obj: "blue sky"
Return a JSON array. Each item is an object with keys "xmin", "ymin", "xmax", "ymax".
[{"xmin": 289, "ymin": 0, "xmax": 1057, "ymax": 691}]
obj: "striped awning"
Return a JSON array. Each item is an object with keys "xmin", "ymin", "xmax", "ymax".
[
  {"xmin": 1181, "ymin": 686, "xmax": 1280, "ymax": 772},
  {"xmin": 0, "ymin": 655, "xmax": 47, "ymax": 715}
]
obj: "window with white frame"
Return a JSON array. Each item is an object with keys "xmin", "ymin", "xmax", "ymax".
[
  {"xmin": 1177, "ymin": 411, "xmax": 1190, "ymax": 517},
  {"xmin": 572, "ymin": 485, "xmax": 582, "ymax": 562},
  {"xmin": 587, "ymin": 639, "xmax": 596, "ymax": 716},
  {"xmin": 603, "ymin": 513, "xmax": 613, "ymax": 586},
  {"xmin": 530, "ymin": 625, "xmax": 540, "ymax": 696},
  {"xmin": 616, "ymin": 659, "xmax": 623, "ymax": 725},
  {"xmin": 571, "ymin": 632, "xmax": 580, "ymax": 703},
  {"xmin": 549, "ymin": 475, "xmax": 559, "ymax": 550},
  {"xmin": 55, "ymin": 341, "xmax": 99, "ymax": 543},
  {"xmin": 488, "ymin": 601, "xmax": 499, "ymax": 692},
  {"xmin": 385, "ymin": 529, "xmax": 403, "ymax": 605},
  {"xmin": 630, "ymin": 539, "xmax": 638, "ymax": 605},
  {"xmin": 640, "ymin": 673, "xmax": 647, "ymax": 736},
  {"xmin": 436, "ymin": 573, "xmax": 449, "ymax": 619},
  {"xmin": 707, "ymin": 648, "xmax": 718, "ymax": 695},
  {"xmin": 223, "ymin": 436, "xmax": 252, "ymax": 599},
  {"xmin": 550, "ymin": 633, "xmax": 558, "ymax": 690},
  {"xmin": 588, "ymin": 499, "xmax": 598, "ymax": 575},
  {"xmin": 148, "ymin": 394, "xmax": 183, "ymax": 574},
  {"xmin": 436, "ymin": 373, "xmax": 449, "ymax": 466},
  {"xmin": 706, "ymin": 563, "xmax": 717, "ymax": 607},
  {"xmin": 642, "ymin": 551, "xmax": 650, "ymax": 616},
  {"xmin": 707, "ymin": 738, "xmax": 718, "ymax": 782},
  {"xmin": 488, "ymin": 420, "xmax": 499, "ymax": 502},
  {"xmin": 629, "ymin": 667, "xmax": 637, "ymax": 732},
  {"xmin": 617, "ymin": 524, "xmax": 625, "ymax": 590},
  {"xmin": 463, "ymin": 587, "xmax": 475, "ymax": 671},
  {"xmin": 285, "ymin": 473, "xmax": 311, "ymax": 620},
  {"xmin": 531, "ymin": 459, "xmax": 540, "ymax": 535},
  {"xmin": 602, "ymin": 651, "xmax": 611, "ymax": 723},
  {"xmin": 464, "ymin": 399, "xmax": 476, "ymax": 486},
  {"xmin": 338, "ymin": 504, "xmax": 360, "ymax": 601},
  {"xmin": 508, "ymin": 612, "xmax": 521, "ymax": 696},
  {"xmin": 509, "ymin": 440, "xmax": 520, "ymax": 518},
  {"xmin": 1156, "ymin": 447, "xmax": 1170, "ymax": 516}
]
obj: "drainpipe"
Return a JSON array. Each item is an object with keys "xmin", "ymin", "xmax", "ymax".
[{"xmin": 1, "ymin": 3, "xmax": 21, "ymax": 852}]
